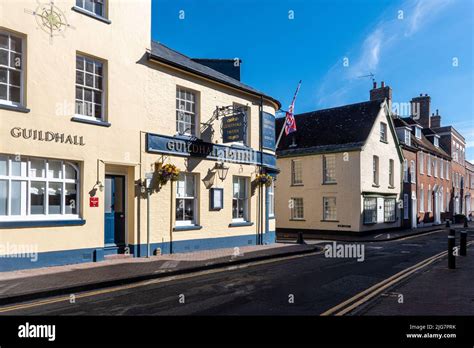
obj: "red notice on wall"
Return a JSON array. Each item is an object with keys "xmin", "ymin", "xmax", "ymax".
[{"xmin": 89, "ymin": 197, "xmax": 99, "ymax": 208}]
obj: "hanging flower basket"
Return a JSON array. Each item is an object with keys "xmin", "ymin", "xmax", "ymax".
[
  {"xmin": 255, "ymin": 173, "xmax": 273, "ymax": 187},
  {"xmin": 157, "ymin": 163, "xmax": 180, "ymax": 185}
]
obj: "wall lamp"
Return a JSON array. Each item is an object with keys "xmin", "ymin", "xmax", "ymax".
[{"xmin": 215, "ymin": 162, "xmax": 229, "ymax": 181}]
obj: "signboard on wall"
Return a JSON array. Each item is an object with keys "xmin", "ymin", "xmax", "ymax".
[
  {"xmin": 262, "ymin": 112, "xmax": 276, "ymax": 150},
  {"xmin": 222, "ymin": 112, "xmax": 246, "ymax": 143},
  {"xmin": 90, "ymin": 197, "xmax": 99, "ymax": 207}
]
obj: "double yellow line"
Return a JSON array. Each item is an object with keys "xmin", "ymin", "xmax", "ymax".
[{"xmin": 321, "ymin": 241, "xmax": 473, "ymax": 316}]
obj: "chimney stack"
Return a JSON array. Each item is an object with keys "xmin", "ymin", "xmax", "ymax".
[
  {"xmin": 410, "ymin": 94, "xmax": 431, "ymax": 128},
  {"xmin": 430, "ymin": 108, "xmax": 441, "ymax": 128},
  {"xmin": 370, "ymin": 81, "xmax": 392, "ymax": 110}
]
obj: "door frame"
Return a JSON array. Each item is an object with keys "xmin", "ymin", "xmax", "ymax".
[{"xmin": 104, "ymin": 172, "xmax": 128, "ymax": 248}]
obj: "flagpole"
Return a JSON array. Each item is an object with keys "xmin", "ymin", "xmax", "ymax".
[{"xmin": 275, "ymin": 80, "xmax": 301, "ymax": 149}]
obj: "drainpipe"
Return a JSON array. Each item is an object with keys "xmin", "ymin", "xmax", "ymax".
[{"xmin": 146, "ymin": 187, "xmax": 150, "ymax": 258}]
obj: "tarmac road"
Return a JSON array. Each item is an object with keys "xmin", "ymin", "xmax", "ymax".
[{"xmin": 0, "ymin": 229, "xmax": 455, "ymax": 315}]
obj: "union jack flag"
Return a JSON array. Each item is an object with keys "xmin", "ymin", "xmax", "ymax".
[{"xmin": 284, "ymin": 80, "xmax": 301, "ymax": 135}]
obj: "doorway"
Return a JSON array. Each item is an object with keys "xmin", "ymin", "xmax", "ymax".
[{"xmin": 104, "ymin": 175, "xmax": 126, "ymax": 252}]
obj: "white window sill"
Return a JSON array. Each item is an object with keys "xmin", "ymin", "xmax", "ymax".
[
  {"xmin": 71, "ymin": 115, "xmax": 111, "ymax": 127},
  {"xmin": 0, "ymin": 102, "xmax": 30, "ymax": 113}
]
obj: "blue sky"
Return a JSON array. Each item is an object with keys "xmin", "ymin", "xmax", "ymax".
[{"xmin": 151, "ymin": 0, "xmax": 473, "ymax": 160}]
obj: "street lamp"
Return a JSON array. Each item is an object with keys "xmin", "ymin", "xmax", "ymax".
[{"xmin": 215, "ymin": 162, "xmax": 229, "ymax": 181}]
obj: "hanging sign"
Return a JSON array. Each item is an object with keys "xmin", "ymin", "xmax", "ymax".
[
  {"xmin": 222, "ymin": 112, "xmax": 246, "ymax": 143},
  {"xmin": 89, "ymin": 197, "xmax": 99, "ymax": 208}
]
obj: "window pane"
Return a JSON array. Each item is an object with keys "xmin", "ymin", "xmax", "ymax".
[
  {"xmin": 0, "ymin": 84, "xmax": 6, "ymax": 100},
  {"xmin": 184, "ymin": 199, "xmax": 194, "ymax": 221},
  {"xmin": 0, "ymin": 180, "xmax": 6, "ymax": 215},
  {"xmin": 30, "ymin": 181, "xmax": 45, "ymax": 214},
  {"xmin": 76, "ymin": 70, "xmax": 84, "ymax": 85},
  {"xmin": 10, "ymin": 52, "xmax": 21, "ymax": 69},
  {"xmin": 48, "ymin": 161, "xmax": 62, "ymax": 179},
  {"xmin": 65, "ymin": 183, "xmax": 77, "ymax": 214},
  {"xmin": 0, "ymin": 34, "xmax": 7, "ymax": 49},
  {"xmin": 48, "ymin": 182, "xmax": 63, "ymax": 214},
  {"xmin": 11, "ymin": 180, "xmax": 26, "ymax": 215},
  {"xmin": 11, "ymin": 158, "xmax": 26, "ymax": 176},
  {"xmin": 185, "ymin": 175, "xmax": 194, "ymax": 197},
  {"xmin": 9, "ymin": 86, "xmax": 20, "ymax": 103},
  {"xmin": 76, "ymin": 55, "xmax": 84, "ymax": 70},
  {"xmin": 0, "ymin": 50, "xmax": 8, "ymax": 66},
  {"xmin": 10, "ymin": 36, "xmax": 22, "ymax": 53},
  {"xmin": 85, "ymin": 59, "xmax": 94, "ymax": 73},
  {"xmin": 10, "ymin": 69, "xmax": 21, "ymax": 86},
  {"xmin": 85, "ymin": 73, "xmax": 94, "ymax": 87},
  {"xmin": 30, "ymin": 159, "xmax": 45, "ymax": 178},
  {"xmin": 0, "ymin": 155, "xmax": 7, "ymax": 175},
  {"xmin": 0, "ymin": 68, "xmax": 7, "ymax": 83},
  {"xmin": 65, "ymin": 163, "xmax": 77, "ymax": 179}
]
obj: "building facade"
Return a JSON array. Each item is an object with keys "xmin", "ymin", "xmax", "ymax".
[
  {"xmin": 275, "ymin": 99, "xmax": 403, "ymax": 237},
  {"xmin": 0, "ymin": 0, "xmax": 279, "ymax": 271}
]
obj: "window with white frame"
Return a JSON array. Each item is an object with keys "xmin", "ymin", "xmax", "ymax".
[
  {"xmin": 75, "ymin": 0, "xmax": 106, "ymax": 17},
  {"xmin": 403, "ymin": 159, "xmax": 408, "ymax": 183},
  {"xmin": 0, "ymin": 155, "xmax": 79, "ymax": 220},
  {"xmin": 363, "ymin": 198, "xmax": 377, "ymax": 224},
  {"xmin": 415, "ymin": 127, "xmax": 422, "ymax": 139},
  {"xmin": 440, "ymin": 159, "xmax": 444, "ymax": 179},
  {"xmin": 373, "ymin": 156, "xmax": 379, "ymax": 185},
  {"xmin": 0, "ymin": 31, "xmax": 23, "ymax": 106},
  {"xmin": 232, "ymin": 176, "xmax": 249, "ymax": 222},
  {"xmin": 427, "ymin": 155, "xmax": 431, "ymax": 176},
  {"xmin": 175, "ymin": 173, "xmax": 197, "ymax": 226},
  {"xmin": 389, "ymin": 159, "xmax": 394, "ymax": 187},
  {"xmin": 446, "ymin": 162, "xmax": 449, "ymax": 180},
  {"xmin": 323, "ymin": 197, "xmax": 336, "ymax": 221},
  {"xmin": 420, "ymin": 184, "xmax": 424, "ymax": 212},
  {"xmin": 384, "ymin": 198, "xmax": 396, "ymax": 222},
  {"xmin": 75, "ymin": 55, "xmax": 104, "ymax": 121},
  {"xmin": 323, "ymin": 154, "xmax": 336, "ymax": 184},
  {"xmin": 427, "ymin": 185, "xmax": 432, "ymax": 212},
  {"xmin": 433, "ymin": 157, "xmax": 438, "ymax": 177},
  {"xmin": 380, "ymin": 122, "xmax": 387, "ymax": 142},
  {"xmin": 267, "ymin": 182, "xmax": 274, "ymax": 218},
  {"xmin": 291, "ymin": 159, "xmax": 303, "ymax": 185},
  {"xmin": 290, "ymin": 197, "xmax": 304, "ymax": 220},
  {"xmin": 410, "ymin": 160, "xmax": 416, "ymax": 184},
  {"xmin": 176, "ymin": 87, "xmax": 197, "ymax": 136},
  {"xmin": 434, "ymin": 137, "xmax": 439, "ymax": 147},
  {"xmin": 404, "ymin": 130, "xmax": 411, "ymax": 146}
]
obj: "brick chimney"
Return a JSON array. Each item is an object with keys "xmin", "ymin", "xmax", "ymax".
[
  {"xmin": 430, "ymin": 109, "xmax": 441, "ymax": 128},
  {"xmin": 370, "ymin": 81, "xmax": 392, "ymax": 110},
  {"xmin": 410, "ymin": 94, "xmax": 431, "ymax": 128}
]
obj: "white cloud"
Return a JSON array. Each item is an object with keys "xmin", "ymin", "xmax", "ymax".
[{"xmin": 314, "ymin": 0, "xmax": 454, "ymax": 108}]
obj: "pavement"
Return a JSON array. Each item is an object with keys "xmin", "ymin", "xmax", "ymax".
[
  {"xmin": 354, "ymin": 242, "xmax": 474, "ymax": 315},
  {"xmin": 0, "ymin": 242, "xmax": 320, "ymax": 305},
  {"xmin": 278, "ymin": 222, "xmax": 470, "ymax": 242},
  {"xmin": 1, "ymin": 227, "xmax": 472, "ymax": 315}
]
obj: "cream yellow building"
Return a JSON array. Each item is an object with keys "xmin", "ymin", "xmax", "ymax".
[
  {"xmin": 275, "ymin": 100, "xmax": 403, "ymax": 237},
  {"xmin": 0, "ymin": 0, "xmax": 280, "ymax": 270}
]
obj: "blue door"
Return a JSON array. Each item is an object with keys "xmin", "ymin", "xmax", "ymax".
[{"xmin": 104, "ymin": 175, "xmax": 125, "ymax": 248}]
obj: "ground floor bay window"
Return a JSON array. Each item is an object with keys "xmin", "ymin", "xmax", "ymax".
[
  {"xmin": 175, "ymin": 173, "xmax": 197, "ymax": 226},
  {"xmin": 0, "ymin": 155, "xmax": 80, "ymax": 221},
  {"xmin": 363, "ymin": 196, "xmax": 397, "ymax": 224}
]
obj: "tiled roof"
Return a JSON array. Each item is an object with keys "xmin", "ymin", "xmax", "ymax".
[
  {"xmin": 149, "ymin": 41, "xmax": 281, "ymax": 108},
  {"xmin": 276, "ymin": 100, "xmax": 384, "ymax": 156}
]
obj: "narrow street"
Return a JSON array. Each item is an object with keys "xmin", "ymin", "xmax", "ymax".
[{"xmin": 1, "ymin": 230, "xmax": 453, "ymax": 315}]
